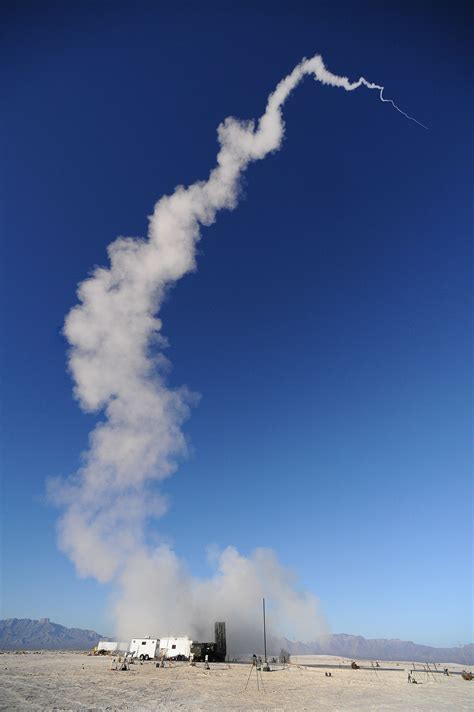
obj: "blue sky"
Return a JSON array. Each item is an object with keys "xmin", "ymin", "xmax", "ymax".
[{"xmin": 1, "ymin": 0, "xmax": 472, "ymax": 647}]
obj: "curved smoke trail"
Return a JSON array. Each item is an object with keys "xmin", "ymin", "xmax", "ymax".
[{"xmin": 52, "ymin": 55, "xmax": 423, "ymax": 645}]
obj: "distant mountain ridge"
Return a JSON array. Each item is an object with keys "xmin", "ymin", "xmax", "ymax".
[
  {"xmin": 274, "ymin": 634, "xmax": 474, "ymax": 665},
  {"xmin": 0, "ymin": 618, "xmax": 106, "ymax": 651},
  {"xmin": 1, "ymin": 618, "xmax": 472, "ymax": 664}
]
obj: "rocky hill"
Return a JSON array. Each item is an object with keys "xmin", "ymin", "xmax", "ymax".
[{"xmin": 0, "ymin": 618, "xmax": 106, "ymax": 650}]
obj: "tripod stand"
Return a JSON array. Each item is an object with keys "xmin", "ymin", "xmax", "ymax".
[{"xmin": 244, "ymin": 659, "xmax": 265, "ymax": 693}]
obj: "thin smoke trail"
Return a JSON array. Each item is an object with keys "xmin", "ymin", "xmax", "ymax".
[
  {"xmin": 51, "ymin": 54, "xmax": 424, "ymax": 642},
  {"xmin": 327, "ymin": 72, "xmax": 427, "ymax": 129},
  {"xmin": 378, "ymin": 87, "xmax": 428, "ymax": 129}
]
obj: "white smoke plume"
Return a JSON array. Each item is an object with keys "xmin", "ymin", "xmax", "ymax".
[
  {"xmin": 114, "ymin": 546, "xmax": 327, "ymax": 652},
  {"xmin": 52, "ymin": 55, "xmax": 422, "ymax": 648}
]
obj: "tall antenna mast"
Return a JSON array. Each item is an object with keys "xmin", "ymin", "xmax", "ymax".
[
  {"xmin": 263, "ymin": 598, "xmax": 267, "ymax": 662},
  {"xmin": 262, "ymin": 597, "xmax": 270, "ymax": 671}
]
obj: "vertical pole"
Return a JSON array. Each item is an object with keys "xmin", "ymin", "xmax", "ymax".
[{"xmin": 263, "ymin": 597, "xmax": 267, "ymax": 664}]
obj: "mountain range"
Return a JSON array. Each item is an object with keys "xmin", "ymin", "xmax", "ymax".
[
  {"xmin": 0, "ymin": 618, "xmax": 104, "ymax": 651},
  {"xmin": 275, "ymin": 633, "xmax": 473, "ymax": 665},
  {"xmin": 1, "ymin": 618, "xmax": 472, "ymax": 664}
]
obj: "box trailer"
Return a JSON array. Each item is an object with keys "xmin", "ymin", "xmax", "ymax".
[
  {"xmin": 129, "ymin": 637, "xmax": 158, "ymax": 660},
  {"xmin": 159, "ymin": 636, "xmax": 192, "ymax": 659}
]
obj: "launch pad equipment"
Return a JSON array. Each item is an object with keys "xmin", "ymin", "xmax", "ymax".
[
  {"xmin": 128, "ymin": 621, "xmax": 226, "ymax": 663},
  {"xmin": 191, "ymin": 622, "xmax": 227, "ymax": 663}
]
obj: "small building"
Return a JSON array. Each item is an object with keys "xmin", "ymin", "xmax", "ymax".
[
  {"xmin": 97, "ymin": 641, "xmax": 129, "ymax": 653},
  {"xmin": 129, "ymin": 637, "xmax": 158, "ymax": 660},
  {"xmin": 159, "ymin": 636, "xmax": 192, "ymax": 659}
]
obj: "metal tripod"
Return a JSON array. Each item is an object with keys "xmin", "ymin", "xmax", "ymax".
[{"xmin": 244, "ymin": 660, "xmax": 266, "ymax": 693}]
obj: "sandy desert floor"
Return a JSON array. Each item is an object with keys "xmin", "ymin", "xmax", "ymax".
[{"xmin": 0, "ymin": 652, "xmax": 472, "ymax": 711}]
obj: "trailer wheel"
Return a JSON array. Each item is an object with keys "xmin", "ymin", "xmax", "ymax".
[
  {"xmin": 139, "ymin": 654, "xmax": 145, "ymax": 661},
  {"xmin": 144, "ymin": 654, "xmax": 150, "ymax": 661}
]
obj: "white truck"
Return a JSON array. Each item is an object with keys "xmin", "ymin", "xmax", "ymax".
[{"xmin": 129, "ymin": 637, "xmax": 158, "ymax": 660}]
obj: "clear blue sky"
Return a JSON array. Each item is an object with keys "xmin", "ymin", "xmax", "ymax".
[{"xmin": 1, "ymin": 0, "xmax": 472, "ymax": 647}]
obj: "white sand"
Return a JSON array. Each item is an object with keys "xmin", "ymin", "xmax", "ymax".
[{"xmin": 0, "ymin": 651, "xmax": 471, "ymax": 710}]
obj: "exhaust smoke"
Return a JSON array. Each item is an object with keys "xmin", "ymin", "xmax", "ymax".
[{"xmin": 51, "ymin": 55, "xmax": 423, "ymax": 648}]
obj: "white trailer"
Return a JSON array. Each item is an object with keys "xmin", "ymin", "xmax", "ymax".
[
  {"xmin": 159, "ymin": 636, "xmax": 192, "ymax": 659},
  {"xmin": 129, "ymin": 637, "xmax": 158, "ymax": 660},
  {"xmin": 97, "ymin": 641, "xmax": 129, "ymax": 653}
]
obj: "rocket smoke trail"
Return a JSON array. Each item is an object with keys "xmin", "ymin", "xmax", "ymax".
[{"xmin": 52, "ymin": 55, "xmax": 424, "ymax": 646}]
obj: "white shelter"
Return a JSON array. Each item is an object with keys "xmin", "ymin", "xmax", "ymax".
[
  {"xmin": 159, "ymin": 636, "xmax": 192, "ymax": 659},
  {"xmin": 97, "ymin": 641, "xmax": 129, "ymax": 653},
  {"xmin": 129, "ymin": 637, "xmax": 158, "ymax": 660}
]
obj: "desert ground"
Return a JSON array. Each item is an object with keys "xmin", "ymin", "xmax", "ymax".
[{"xmin": 0, "ymin": 651, "xmax": 472, "ymax": 711}]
